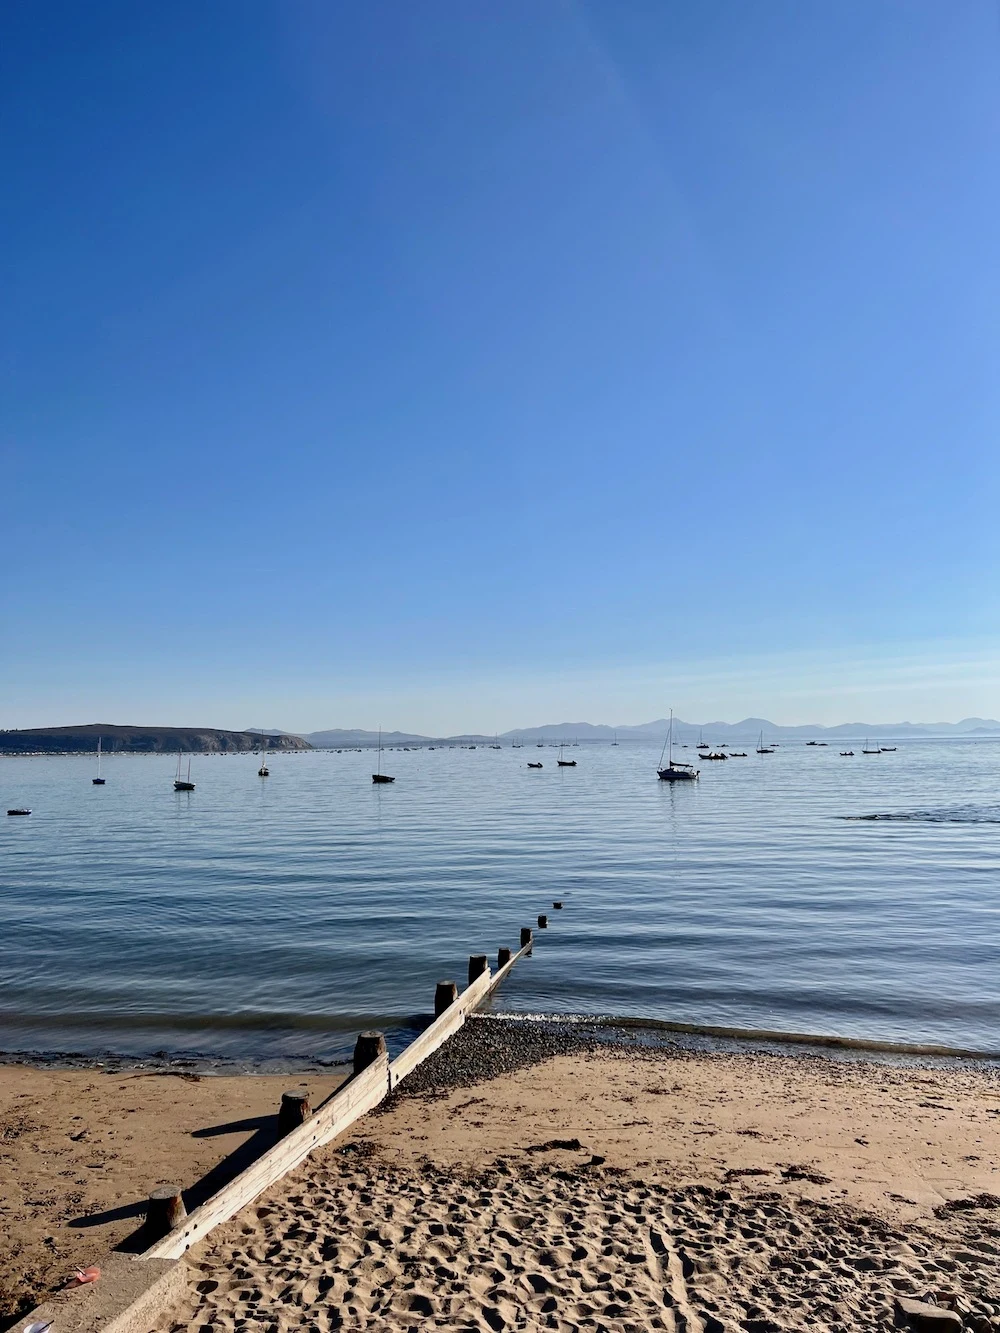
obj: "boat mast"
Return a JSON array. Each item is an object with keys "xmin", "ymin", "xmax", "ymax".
[
  {"xmin": 658, "ymin": 711, "xmax": 672, "ymax": 771},
  {"xmin": 377, "ymin": 726, "xmax": 381, "ymax": 777}
]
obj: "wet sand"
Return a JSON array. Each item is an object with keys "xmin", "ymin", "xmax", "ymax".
[
  {"xmin": 152, "ymin": 1022, "xmax": 1000, "ymax": 1332},
  {"xmin": 0, "ymin": 1064, "xmax": 344, "ymax": 1326}
]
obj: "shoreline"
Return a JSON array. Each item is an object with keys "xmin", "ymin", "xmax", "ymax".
[{"xmin": 3, "ymin": 1008, "xmax": 998, "ymax": 1076}]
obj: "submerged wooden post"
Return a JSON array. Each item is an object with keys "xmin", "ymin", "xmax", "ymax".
[
  {"xmin": 520, "ymin": 926, "xmax": 533, "ymax": 948},
  {"xmin": 497, "ymin": 946, "xmax": 512, "ymax": 968},
  {"xmin": 278, "ymin": 1091, "xmax": 311, "ymax": 1135},
  {"xmin": 468, "ymin": 954, "xmax": 488, "ymax": 985},
  {"xmin": 537, "ymin": 913, "xmax": 548, "ymax": 929},
  {"xmin": 146, "ymin": 1185, "xmax": 186, "ymax": 1239},
  {"xmin": 354, "ymin": 1030, "xmax": 387, "ymax": 1076},
  {"xmin": 435, "ymin": 980, "xmax": 459, "ymax": 1016}
]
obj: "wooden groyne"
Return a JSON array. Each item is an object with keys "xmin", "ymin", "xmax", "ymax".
[{"xmin": 10, "ymin": 924, "xmax": 543, "ymax": 1333}]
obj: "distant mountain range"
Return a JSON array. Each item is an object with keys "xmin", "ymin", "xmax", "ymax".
[
  {"xmin": 495, "ymin": 717, "xmax": 1000, "ymax": 742},
  {"xmin": 249, "ymin": 717, "xmax": 1000, "ymax": 747}
]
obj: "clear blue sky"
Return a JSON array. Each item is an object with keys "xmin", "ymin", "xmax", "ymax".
[{"xmin": 3, "ymin": 1, "xmax": 999, "ymax": 732}]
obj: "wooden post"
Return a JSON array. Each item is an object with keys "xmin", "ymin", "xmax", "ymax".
[
  {"xmin": 468, "ymin": 954, "xmax": 488, "ymax": 985},
  {"xmin": 520, "ymin": 926, "xmax": 533, "ymax": 948},
  {"xmin": 537, "ymin": 913, "xmax": 548, "ymax": 928},
  {"xmin": 354, "ymin": 1030, "xmax": 387, "ymax": 1076},
  {"xmin": 552, "ymin": 901, "xmax": 563, "ymax": 909},
  {"xmin": 497, "ymin": 946, "xmax": 512, "ymax": 968},
  {"xmin": 435, "ymin": 980, "xmax": 459, "ymax": 1016},
  {"xmin": 146, "ymin": 1185, "xmax": 186, "ymax": 1239},
  {"xmin": 278, "ymin": 1091, "xmax": 311, "ymax": 1135}
]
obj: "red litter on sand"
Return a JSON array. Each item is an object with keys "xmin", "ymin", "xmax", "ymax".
[{"xmin": 69, "ymin": 1265, "xmax": 101, "ymax": 1286}]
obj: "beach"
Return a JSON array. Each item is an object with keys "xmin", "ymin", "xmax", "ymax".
[
  {"xmin": 0, "ymin": 1065, "xmax": 343, "ymax": 1326},
  {"xmin": 5, "ymin": 1020, "xmax": 1000, "ymax": 1331}
]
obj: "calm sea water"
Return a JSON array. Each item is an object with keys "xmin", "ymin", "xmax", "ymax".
[{"xmin": 2, "ymin": 740, "xmax": 998, "ymax": 1063}]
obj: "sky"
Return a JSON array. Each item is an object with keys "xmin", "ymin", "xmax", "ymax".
[{"xmin": 3, "ymin": 1, "xmax": 999, "ymax": 734}]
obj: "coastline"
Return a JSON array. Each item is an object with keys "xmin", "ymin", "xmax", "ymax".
[
  {"xmin": 5, "ymin": 1018, "xmax": 1000, "ymax": 1330},
  {"xmin": 4, "ymin": 1006, "xmax": 998, "ymax": 1076}
]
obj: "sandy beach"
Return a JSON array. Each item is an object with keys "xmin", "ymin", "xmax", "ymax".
[
  {"xmin": 7, "ymin": 1018, "xmax": 999, "ymax": 1331},
  {"xmin": 154, "ymin": 1024, "xmax": 1000, "ymax": 1331},
  {"xmin": 0, "ymin": 1064, "xmax": 344, "ymax": 1327}
]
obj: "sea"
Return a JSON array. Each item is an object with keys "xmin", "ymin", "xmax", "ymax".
[{"xmin": 2, "ymin": 739, "xmax": 998, "ymax": 1066}]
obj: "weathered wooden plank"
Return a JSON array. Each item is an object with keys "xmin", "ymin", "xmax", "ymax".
[
  {"xmin": 144, "ymin": 944, "xmax": 532, "ymax": 1261},
  {"xmin": 485, "ymin": 940, "xmax": 532, "ymax": 994},
  {"xmin": 144, "ymin": 1056, "xmax": 389, "ymax": 1259}
]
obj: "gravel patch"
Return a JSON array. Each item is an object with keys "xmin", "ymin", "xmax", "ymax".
[{"xmin": 390, "ymin": 1014, "xmax": 656, "ymax": 1098}]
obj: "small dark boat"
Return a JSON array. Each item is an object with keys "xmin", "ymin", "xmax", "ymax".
[
  {"xmin": 92, "ymin": 736, "xmax": 106, "ymax": 784},
  {"xmin": 7, "ymin": 808, "xmax": 31, "ymax": 816},
  {"xmin": 729, "ymin": 751, "xmax": 748, "ymax": 757},
  {"xmin": 557, "ymin": 745, "xmax": 576, "ymax": 766},
  {"xmin": 528, "ymin": 761, "xmax": 543, "ymax": 768},
  {"xmin": 258, "ymin": 759, "xmax": 269, "ymax": 776},
  {"xmin": 701, "ymin": 751, "xmax": 727, "ymax": 760},
  {"xmin": 657, "ymin": 712, "xmax": 699, "ymax": 782},
  {"xmin": 372, "ymin": 727, "xmax": 394, "ymax": 783},
  {"xmin": 174, "ymin": 753, "xmax": 195, "ymax": 791},
  {"xmin": 840, "ymin": 750, "xmax": 854, "ymax": 756},
  {"xmin": 880, "ymin": 746, "xmax": 897, "ymax": 752}
]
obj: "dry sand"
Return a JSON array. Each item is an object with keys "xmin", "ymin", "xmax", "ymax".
[
  {"xmin": 150, "ymin": 1035, "xmax": 1000, "ymax": 1332},
  {"xmin": 0, "ymin": 1064, "xmax": 343, "ymax": 1326}
]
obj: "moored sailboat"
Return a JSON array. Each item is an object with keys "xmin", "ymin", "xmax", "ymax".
[
  {"xmin": 372, "ymin": 727, "xmax": 395, "ymax": 783},
  {"xmin": 174, "ymin": 753, "xmax": 195, "ymax": 791},
  {"xmin": 657, "ymin": 711, "xmax": 699, "ymax": 782},
  {"xmin": 556, "ymin": 744, "xmax": 577, "ymax": 767},
  {"xmin": 756, "ymin": 730, "xmax": 775, "ymax": 755},
  {"xmin": 92, "ymin": 736, "xmax": 106, "ymax": 785}
]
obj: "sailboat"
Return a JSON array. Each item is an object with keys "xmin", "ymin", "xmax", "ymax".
[
  {"xmin": 258, "ymin": 743, "xmax": 269, "ymax": 777},
  {"xmin": 92, "ymin": 736, "xmax": 106, "ymax": 785},
  {"xmin": 174, "ymin": 753, "xmax": 195, "ymax": 791},
  {"xmin": 372, "ymin": 727, "xmax": 395, "ymax": 783},
  {"xmin": 862, "ymin": 738, "xmax": 880, "ymax": 754},
  {"xmin": 697, "ymin": 729, "xmax": 709, "ymax": 749},
  {"xmin": 756, "ymin": 731, "xmax": 775, "ymax": 755},
  {"xmin": 556, "ymin": 744, "xmax": 577, "ymax": 767},
  {"xmin": 658, "ymin": 710, "xmax": 699, "ymax": 781},
  {"xmin": 611, "ymin": 731, "xmax": 618, "ymax": 746}
]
